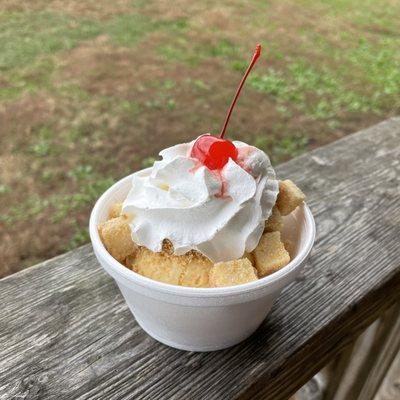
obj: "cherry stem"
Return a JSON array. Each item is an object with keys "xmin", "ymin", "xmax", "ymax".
[{"xmin": 219, "ymin": 44, "xmax": 262, "ymax": 138}]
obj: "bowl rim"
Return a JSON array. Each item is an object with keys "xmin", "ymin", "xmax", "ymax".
[{"xmin": 89, "ymin": 173, "xmax": 316, "ymax": 298}]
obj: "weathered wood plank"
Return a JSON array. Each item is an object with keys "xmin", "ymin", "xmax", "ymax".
[
  {"xmin": 1, "ymin": 118, "xmax": 400, "ymax": 400},
  {"xmin": 351, "ymin": 303, "xmax": 400, "ymax": 400},
  {"xmin": 295, "ymin": 329, "xmax": 400, "ymax": 400},
  {"xmin": 323, "ymin": 339, "xmax": 357, "ymax": 400},
  {"xmin": 375, "ymin": 348, "xmax": 400, "ymax": 400}
]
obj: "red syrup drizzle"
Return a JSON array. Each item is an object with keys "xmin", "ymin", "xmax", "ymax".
[
  {"xmin": 211, "ymin": 169, "xmax": 228, "ymax": 198},
  {"xmin": 189, "ymin": 44, "xmax": 262, "ymax": 197},
  {"xmin": 235, "ymin": 145, "xmax": 256, "ymax": 175},
  {"xmin": 189, "ymin": 159, "xmax": 229, "ymax": 198}
]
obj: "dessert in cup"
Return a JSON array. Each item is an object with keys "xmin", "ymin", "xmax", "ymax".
[{"xmin": 90, "ymin": 45, "xmax": 315, "ymax": 351}]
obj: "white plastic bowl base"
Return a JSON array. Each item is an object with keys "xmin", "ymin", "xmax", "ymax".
[
  {"xmin": 89, "ymin": 173, "xmax": 316, "ymax": 352},
  {"xmin": 117, "ymin": 282, "xmax": 277, "ymax": 351}
]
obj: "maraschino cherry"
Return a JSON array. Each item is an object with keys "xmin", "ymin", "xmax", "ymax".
[{"xmin": 191, "ymin": 44, "xmax": 262, "ymax": 170}]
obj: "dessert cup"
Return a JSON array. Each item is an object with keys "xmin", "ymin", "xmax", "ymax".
[{"xmin": 89, "ymin": 171, "xmax": 316, "ymax": 351}]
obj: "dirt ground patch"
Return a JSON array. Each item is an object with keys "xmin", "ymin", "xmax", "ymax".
[{"xmin": 0, "ymin": 0, "xmax": 134, "ymax": 18}]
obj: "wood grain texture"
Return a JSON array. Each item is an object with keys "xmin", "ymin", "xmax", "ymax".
[
  {"xmin": 295, "ymin": 309, "xmax": 400, "ymax": 400},
  {"xmin": 323, "ymin": 339, "xmax": 357, "ymax": 400},
  {"xmin": 353, "ymin": 303, "xmax": 400, "ymax": 400},
  {"xmin": 1, "ymin": 118, "xmax": 400, "ymax": 400},
  {"xmin": 375, "ymin": 349, "xmax": 400, "ymax": 400}
]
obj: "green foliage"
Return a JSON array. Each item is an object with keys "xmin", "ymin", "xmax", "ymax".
[
  {"xmin": 0, "ymin": 195, "xmax": 50, "ymax": 224},
  {"xmin": 145, "ymin": 99, "xmax": 163, "ymax": 109},
  {"xmin": 0, "ymin": 12, "xmax": 101, "ymax": 71},
  {"xmin": 118, "ymin": 99, "xmax": 141, "ymax": 114},
  {"xmin": 29, "ymin": 126, "xmax": 54, "ymax": 157},
  {"xmin": 67, "ymin": 165, "xmax": 94, "ymax": 181},
  {"xmin": 157, "ymin": 38, "xmax": 200, "ymax": 65},
  {"xmin": 68, "ymin": 225, "xmax": 90, "ymax": 249},
  {"xmin": 104, "ymin": 14, "xmax": 157, "ymax": 47},
  {"xmin": 303, "ymin": 0, "xmax": 400, "ymax": 31},
  {"xmin": 52, "ymin": 176, "xmax": 115, "ymax": 221},
  {"xmin": 248, "ymin": 59, "xmax": 380, "ymax": 119},
  {"xmin": 0, "ymin": 11, "xmax": 187, "ymax": 68},
  {"xmin": 30, "ymin": 141, "xmax": 51, "ymax": 157},
  {"xmin": 248, "ymin": 69, "xmax": 290, "ymax": 99},
  {"xmin": 40, "ymin": 170, "xmax": 56, "ymax": 183},
  {"xmin": 141, "ymin": 157, "xmax": 156, "ymax": 168},
  {"xmin": 0, "ymin": 185, "xmax": 11, "ymax": 195},
  {"xmin": 166, "ymin": 98, "xmax": 176, "ymax": 110},
  {"xmin": 158, "ymin": 39, "xmax": 237, "ymax": 65},
  {"xmin": 1, "ymin": 167, "xmax": 114, "ymax": 225},
  {"xmin": 161, "ymin": 79, "xmax": 176, "ymax": 90},
  {"xmin": 187, "ymin": 78, "xmax": 210, "ymax": 91},
  {"xmin": 0, "ymin": 57, "xmax": 55, "ymax": 101},
  {"xmin": 342, "ymin": 38, "xmax": 400, "ymax": 109},
  {"xmin": 0, "ymin": 11, "xmax": 188, "ymax": 101},
  {"xmin": 254, "ymin": 134, "xmax": 309, "ymax": 164},
  {"xmin": 145, "ymin": 80, "xmax": 177, "ymax": 111},
  {"xmin": 294, "ymin": 0, "xmax": 400, "ymax": 113},
  {"xmin": 205, "ymin": 39, "xmax": 237, "ymax": 58},
  {"xmin": 105, "ymin": 15, "xmax": 187, "ymax": 47}
]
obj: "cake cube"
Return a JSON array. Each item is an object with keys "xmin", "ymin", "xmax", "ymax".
[
  {"xmin": 124, "ymin": 254, "xmax": 136, "ymax": 269},
  {"xmin": 209, "ymin": 259, "xmax": 258, "ymax": 287},
  {"xmin": 243, "ymin": 251, "xmax": 255, "ymax": 265},
  {"xmin": 180, "ymin": 258, "xmax": 213, "ymax": 288},
  {"xmin": 283, "ymin": 239, "xmax": 296, "ymax": 258},
  {"xmin": 276, "ymin": 180, "xmax": 305, "ymax": 216},
  {"xmin": 254, "ymin": 231, "xmax": 290, "ymax": 277},
  {"xmin": 98, "ymin": 216, "xmax": 137, "ymax": 262},
  {"xmin": 108, "ymin": 202, "xmax": 123, "ymax": 219},
  {"xmin": 127, "ymin": 247, "xmax": 185, "ymax": 285},
  {"xmin": 264, "ymin": 205, "xmax": 283, "ymax": 232}
]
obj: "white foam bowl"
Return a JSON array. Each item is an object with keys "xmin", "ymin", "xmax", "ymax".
[{"xmin": 89, "ymin": 173, "xmax": 316, "ymax": 352}]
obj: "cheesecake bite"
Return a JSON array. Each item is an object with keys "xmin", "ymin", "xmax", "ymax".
[
  {"xmin": 254, "ymin": 231, "xmax": 290, "ymax": 277},
  {"xmin": 276, "ymin": 180, "xmax": 305, "ymax": 216},
  {"xmin": 127, "ymin": 247, "xmax": 186, "ymax": 286},
  {"xmin": 264, "ymin": 205, "xmax": 283, "ymax": 233},
  {"xmin": 98, "ymin": 215, "xmax": 137, "ymax": 262},
  {"xmin": 210, "ymin": 259, "xmax": 258, "ymax": 287},
  {"xmin": 108, "ymin": 202, "xmax": 123, "ymax": 219}
]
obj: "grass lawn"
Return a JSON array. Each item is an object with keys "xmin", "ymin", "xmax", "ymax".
[{"xmin": 0, "ymin": 0, "xmax": 399, "ymax": 276}]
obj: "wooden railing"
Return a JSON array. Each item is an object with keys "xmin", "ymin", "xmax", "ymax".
[{"xmin": 1, "ymin": 118, "xmax": 399, "ymax": 400}]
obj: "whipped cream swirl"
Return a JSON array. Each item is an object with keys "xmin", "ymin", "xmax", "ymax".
[{"xmin": 122, "ymin": 139, "xmax": 278, "ymax": 262}]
